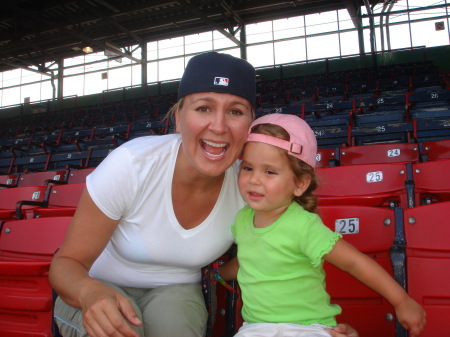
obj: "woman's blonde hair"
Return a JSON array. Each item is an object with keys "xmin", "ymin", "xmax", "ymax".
[
  {"xmin": 249, "ymin": 122, "xmax": 318, "ymax": 213},
  {"xmin": 165, "ymin": 97, "xmax": 185, "ymax": 124}
]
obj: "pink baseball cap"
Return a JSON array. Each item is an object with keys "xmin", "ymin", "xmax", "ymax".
[{"xmin": 246, "ymin": 113, "xmax": 317, "ymax": 168}]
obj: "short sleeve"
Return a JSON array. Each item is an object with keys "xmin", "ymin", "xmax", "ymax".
[
  {"xmin": 86, "ymin": 146, "xmax": 139, "ymax": 220},
  {"xmin": 298, "ymin": 213, "xmax": 342, "ymax": 267},
  {"xmin": 231, "ymin": 206, "xmax": 249, "ymax": 241}
]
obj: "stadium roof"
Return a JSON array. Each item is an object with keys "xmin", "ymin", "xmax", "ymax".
[{"xmin": 0, "ymin": 0, "xmax": 382, "ymax": 74}]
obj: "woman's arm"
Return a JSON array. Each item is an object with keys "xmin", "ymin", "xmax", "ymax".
[
  {"xmin": 49, "ymin": 188, "xmax": 141, "ymax": 337},
  {"xmin": 324, "ymin": 239, "xmax": 426, "ymax": 337}
]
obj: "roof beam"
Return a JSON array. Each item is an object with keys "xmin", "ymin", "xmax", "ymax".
[
  {"xmin": 219, "ymin": 0, "xmax": 245, "ymax": 33},
  {"xmin": 2, "ymin": 59, "xmax": 56, "ymax": 78},
  {"xmin": 178, "ymin": 0, "xmax": 244, "ymax": 47}
]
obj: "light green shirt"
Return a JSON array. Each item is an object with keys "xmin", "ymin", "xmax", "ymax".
[{"xmin": 232, "ymin": 202, "xmax": 342, "ymax": 327}]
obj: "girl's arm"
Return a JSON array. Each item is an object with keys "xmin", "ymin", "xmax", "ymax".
[
  {"xmin": 324, "ymin": 239, "xmax": 426, "ymax": 337},
  {"xmin": 217, "ymin": 256, "xmax": 240, "ymax": 281}
]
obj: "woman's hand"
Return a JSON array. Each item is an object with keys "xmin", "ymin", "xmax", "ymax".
[
  {"xmin": 80, "ymin": 280, "xmax": 142, "ymax": 337},
  {"xmin": 325, "ymin": 323, "xmax": 359, "ymax": 337}
]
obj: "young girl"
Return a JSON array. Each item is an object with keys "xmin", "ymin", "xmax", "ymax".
[{"xmin": 219, "ymin": 113, "xmax": 426, "ymax": 337}]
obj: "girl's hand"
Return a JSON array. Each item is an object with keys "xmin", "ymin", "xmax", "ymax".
[
  {"xmin": 325, "ymin": 323, "xmax": 359, "ymax": 337},
  {"xmin": 395, "ymin": 296, "xmax": 426, "ymax": 337}
]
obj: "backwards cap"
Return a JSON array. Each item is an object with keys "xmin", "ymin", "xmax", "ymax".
[
  {"xmin": 246, "ymin": 113, "xmax": 317, "ymax": 168},
  {"xmin": 178, "ymin": 52, "xmax": 256, "ymax": 106}
]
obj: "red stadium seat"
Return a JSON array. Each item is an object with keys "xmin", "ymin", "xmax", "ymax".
[
  {"xmin": 0, "ymin": 174, "xmax": 18, "ymax": 188},
  {"xmin": 66, "ymin": 167, "xmax": 95, "ymax": 184},
  {"xmin": 319, "ymin": 205, "xmax": 398, "ymax": 337},
  {"xmin": 17, "ymin": 170, "xmax": 67, "ymax": 187},
  {"xmin": 18, "ymin": 182, "xmax": 85, "ymax": 218},
  {"xmin": 420, "ymin": 138, "xmax": 450, "ymax": 161},
  {"xmin": 339, "ymin": 143, "xmax": 420, "ymax": 165},
  {"xmin": 411, "ymin": 159, "xmax": 450, "ymax": 206},
  {"xmin": 316, "ymin": 148, "xmax": 339, "ymax": 168},
  {"xmin": 0, "ymin": 185, "xmax": 48, "ymax": 220},
  {"xmin": 404, "ymin": 203, "xmax": 450, "ymax": 337},
  {"xmin": 0, "ymin": 217, "xmax": 72, "ymax": 337},
  {"xmin": 316, "ymin": 163, "xmax": 410, "ymax": 208}
]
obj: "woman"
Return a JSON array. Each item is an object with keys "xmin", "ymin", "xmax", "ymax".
[{"xmin": 49, "ymin": 52, "xmax": 358, "ymax": 337}]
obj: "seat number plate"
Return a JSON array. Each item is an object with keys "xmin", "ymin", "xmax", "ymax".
[
  {"xmin": 335, "ymin": 218, "xmax": 360, "ymax": 234},
  {"xmin": 366, "ymin": 171, "xmax": 383, "ymax": 183}
]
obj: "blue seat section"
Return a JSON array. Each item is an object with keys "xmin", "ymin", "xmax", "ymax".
[{"xmin": 408, "ymin": 90, "xmax": 450, "ymax": 142}]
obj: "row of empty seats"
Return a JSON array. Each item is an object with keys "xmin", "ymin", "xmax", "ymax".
[
  {"xmin": 316, "ymin": 138, "xmax": 450, "ymax": 168},
  {"xmin": 1, "ymin": 157, "xmax": 449, "ymax": 223},
  {"xmin": 257, "ymin": 60, "xmax": 445, "ymax": 105},
  {"xmin": 0, "ymin": 167, "xmax": 93, "ymax": 188},
  {"xmin": 317, "ymin": 159, "xmax": 450, "ymax": 208},
  {"xmin": 0, "ymin": 117, "xmax": 170, "ymax": 174},
  {"xmin": 2, "ymin": 135, "xmax": 450, "ymax": 178},
  {"xmin": 256, "ymin": 87, "xmax": 450, "ymax": 147},
  {"xmin": 0, "ymin": 147, "xmax": 113, "ymax": 174},
  {"xmin": 1, "ymin": 95, "xmax": 172, "ymax": 137},
  {"xmin": 0, "ymin": 169, "xmax": 92, "ymax": 221}
]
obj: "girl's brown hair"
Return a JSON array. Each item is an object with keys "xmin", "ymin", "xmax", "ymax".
[{"xmin": 249, "ymin": 122, "xmax": 318, "ymax": 213}]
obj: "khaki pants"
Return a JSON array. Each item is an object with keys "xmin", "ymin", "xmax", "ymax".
[{"xmin": 54, "ymin": 281, "xmax": 207, "ymax": 337}]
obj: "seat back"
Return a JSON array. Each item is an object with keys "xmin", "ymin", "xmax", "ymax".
[
  {"xmin": 316, "ymin": 163, "xmax": 409, "ymax": 208},
  {"xmin": 319, "ymin": 205, "xmax": 397, "ymax": 337},
  {"xmin": 17, "ymin": 170, "xmax": 67, "ymax": 187},
  {"xmin": 48, "ymin": 183, "xmax": 85, "ymax": 208},
  {"xmin": 421, "ymin": 139, "xmax": 450, "ymax": 161},
  {"xmin": 316, "ymin": 148, "xmax": 338, "ymax": 168},
  {"xmin": 48, "ymin": 150, "xmax": 90, "ymax": 170},
  {"xmin": 67, "ymin": 167, "xmax": 95, "ymax": 184},
  {"xmin": 404, "ymin": 203, "xmax": 450, "ymax": 336},
  {"xmin": 0, "ymin": 216, "xmax": 72, "ymax": 260},
  {"xmin": 0, "ymin": 174, "xmax": 18, "ymax": 187},
  {"xmin": 0, "ymin": 185, "xmax": 48, "ymax": 220},
  {"xmin": 12, "ymin": 153, "xmax": 51, "ymax": 172},
  {"xmin": 0, "ymin": 217, "xmax": 72, "ymax": 336},
  {"xmin": 34, "ymin": 183, "xmax": 85, "ymax": 217},
  {"xmin": 351, "ymin": 121, "xmax": 413, "ymax": 145},
  {"xmin": 0, "ymin": 156, "xmax": 14, "ymax": 175},
  {"xmin": 339, "ymin": 143, "xmax": 419, "ymax": 165},
  {"xmin": 412, "ymin": 159, "xmax": 450, "ymax": 206}
]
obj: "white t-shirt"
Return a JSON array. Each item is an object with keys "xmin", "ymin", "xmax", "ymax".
[{"xmin": 87, "ymin": 134, "xmax": 244, "ymax": 288}]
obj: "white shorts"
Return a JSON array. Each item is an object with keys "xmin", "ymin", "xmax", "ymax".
[{"xmin": 234, "ymin": 322, "xmax": 332, "ymax": 337}]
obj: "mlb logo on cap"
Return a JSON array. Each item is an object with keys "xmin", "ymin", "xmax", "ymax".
[
  {"xmin": 178, "ymin": 52, "xmax": 255, "ymax": 105},
  {"xmin": 214, "ymin": 77, "xmax": 229, "ymax": 86}
]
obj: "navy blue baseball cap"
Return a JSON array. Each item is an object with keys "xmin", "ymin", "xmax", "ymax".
[{"xmin": 178, "ymin": 52, "xmax": 256, "ymax": 106}]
